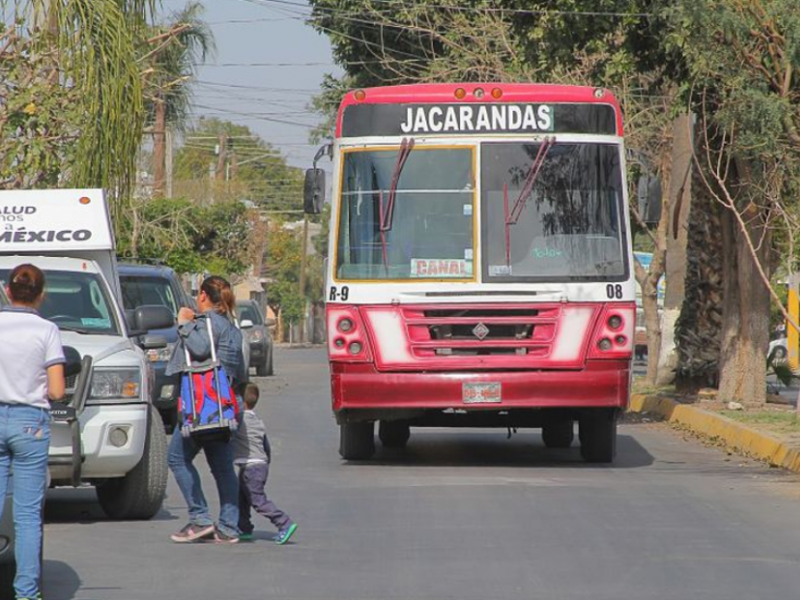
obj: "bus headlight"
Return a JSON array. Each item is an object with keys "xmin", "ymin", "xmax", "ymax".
[{"xmin": 88, "ymin": 369, "xmax": 142, "ymax": 403}]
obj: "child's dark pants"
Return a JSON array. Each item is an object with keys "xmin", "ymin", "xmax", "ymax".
[{"xmin": 238, "ymin": 462, "xmax": 292, "ymax": 534}]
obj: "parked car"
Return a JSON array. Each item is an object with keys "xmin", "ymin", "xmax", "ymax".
[
  {"xmin": 237, "ymin": 300, "xmax": 275, "ymax": 376},
  {"xmin": 118, "ymin": 263, "xmax": 195, "ymax": 431}
]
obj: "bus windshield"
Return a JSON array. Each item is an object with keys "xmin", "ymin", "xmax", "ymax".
[
  {"xmin": 336, "ymin": 147, "xmax": 476, "ymax": 281},
  {"xmin": 481, "ymin": 142, "xmax": 627, "ymax": 282}
]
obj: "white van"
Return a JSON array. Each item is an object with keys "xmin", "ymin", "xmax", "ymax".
[{"xmin": 0, "ymin": 189, "xmax": 173, "ymax": 519}]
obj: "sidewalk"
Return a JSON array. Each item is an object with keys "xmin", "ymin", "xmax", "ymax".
[{"xmin": 628, "ymin": 393, "xmax": 800, "ymax": 474}]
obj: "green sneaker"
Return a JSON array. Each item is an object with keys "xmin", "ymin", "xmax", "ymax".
[
  {"xmin": 275, "ymin": 522, "xmax": 297, "ymax": 545},
  {"xmin": 239, "ymin": 533, "xmax": 254, "ymax": 542}
]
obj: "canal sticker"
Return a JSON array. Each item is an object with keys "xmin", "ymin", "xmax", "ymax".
[{"xmin": 410, "ymin": 258, "xmax": 472, "ymax": 278}]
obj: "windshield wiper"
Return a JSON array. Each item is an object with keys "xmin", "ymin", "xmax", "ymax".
[
  {"xmin": 504, "ymin": 136, "xmax": 555, "ymax": 266},
  {"xmin": 58, "ymin": 325, "xmax": 94, "ymax": 335},
  {"xmin": 377, "ymin": 137, "xmax": 415, "ymax": 275},
  {"xmin": 380, "ymin": 138, "xmax": 415, "ymax": 233}
]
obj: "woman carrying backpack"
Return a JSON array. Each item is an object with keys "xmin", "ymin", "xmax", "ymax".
[
  {"xmin": 166, "ymin": 275, "xmax": 246, "ymax": 544},
  {"xmin": 0, "ymin": 264, "xmax": 65, "ymax": 600}
]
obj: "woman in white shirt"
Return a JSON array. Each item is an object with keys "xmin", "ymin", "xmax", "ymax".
[{"xmin": 0, "ymin": 264, "xmax": 65, "ymax": 600}]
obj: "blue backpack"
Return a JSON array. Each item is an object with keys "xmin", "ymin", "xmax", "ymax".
[{"xmin": 177, "ymin": 317, "xmax": 240, "ymax": 444}]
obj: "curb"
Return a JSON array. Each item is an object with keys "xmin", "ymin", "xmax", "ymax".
[
  {"xmin": 629, "ymin": 394, "xmax": 800, "ymax": 474},
  {"xmin": 274, "ymin": 343, "xmax": 325, "ymax": 349}
]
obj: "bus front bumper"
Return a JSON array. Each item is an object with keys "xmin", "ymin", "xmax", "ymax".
[{"xmin": 331, "ymin": 360, "xmax": 631, "ymax": 416}]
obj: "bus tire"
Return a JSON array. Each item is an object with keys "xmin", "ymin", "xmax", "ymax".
[
  {"xmin": 379, "ymin": 421, "xmax": 410, "ymax": 448},
  {"xmin": 339, "ymin": 422, "xmax": 375, "ymax": 460},
  {"xmin": 542, "ymin": 420, "xmax": 574, "ymax": 448},
  {"xmin": 579, "ymin": 411, "xmax": 617, "ymax": 463},
  {"xmin": 97, "ymin": 409, "xmax": 168, "ymax": 520}
]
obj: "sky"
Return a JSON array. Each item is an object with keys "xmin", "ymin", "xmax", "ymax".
[{"xmin": 161, "ymin": 0, "xmax": 343, "ymax": 171}]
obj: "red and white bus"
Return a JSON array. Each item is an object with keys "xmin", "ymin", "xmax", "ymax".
[{"xmin": 304, "ymin": 83, "xmax": 634, "ymax": 463}]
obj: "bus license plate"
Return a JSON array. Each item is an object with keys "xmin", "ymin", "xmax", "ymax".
[{"xmin": 462, "ymin": 382, "xmax": 502, "ymax": 404}]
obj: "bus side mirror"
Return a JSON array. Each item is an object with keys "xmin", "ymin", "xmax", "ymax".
[
  {"xmin": 637, "ymin": 174, "xmax": 662, "ymax": 225},
  {"xmin": 304, "ymin": 168, "xmax": 325, "ymax": 215}
]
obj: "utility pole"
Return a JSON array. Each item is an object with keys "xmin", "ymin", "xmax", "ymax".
[
  {"xmin": 165, "ymin": 127, "xmax": 174, "ymax": 198},
  {"xmin": 153, "ymin": 99, "xmax": 166, "ymax": 196},
  {"xmin": 216, "ymin": 133, "xmax": 227, "ymax": 182},
  {"xmin": 298, "ymin": 215, "xmax": 309, "ymax": 343}
]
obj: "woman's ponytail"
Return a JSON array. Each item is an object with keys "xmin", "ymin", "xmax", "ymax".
[{"xmin": 200, "ymin": 276, "xmax": 236, "ymax": 318}]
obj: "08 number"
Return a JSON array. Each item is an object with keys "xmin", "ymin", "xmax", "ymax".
[{"xmin": 606, "ymin": 284, "xmax": 623, "ymax": 299}]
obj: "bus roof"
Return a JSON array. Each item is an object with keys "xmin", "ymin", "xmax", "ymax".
[{"xmin": 336, "ymin": 83, "xmax": 623, "ymax": 138}]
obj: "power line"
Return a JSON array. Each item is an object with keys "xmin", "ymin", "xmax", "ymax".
[
  {"xmin": 196, "ymin": 80, "xmax": 319, "ymax": 94},
  {"xmin": 192, "ymin": 103, "xmax": 320, "ymax": 129},
  {"xmin": 259, "ymin": 0, "xmax": 652, "ymax": 18}
]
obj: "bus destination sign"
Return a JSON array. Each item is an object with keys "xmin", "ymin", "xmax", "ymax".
[{"xmin": 341, "ymin": 102, "xmax": 617, "ymax": 137}]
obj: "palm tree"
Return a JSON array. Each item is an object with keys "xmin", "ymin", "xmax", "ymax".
[
  {"xmin": 144, "ymin": 1, "xmax": 214, "ymax": 197},
  {"xmin": 3, "ymin": 0, "xmax": 156, "ymax": 217}
]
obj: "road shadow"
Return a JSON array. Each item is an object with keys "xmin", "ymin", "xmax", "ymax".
[
  {"xmin": 347, "ymin": 430, "xmax": 654, "ymax": 469},
  {"xmin": 43, "ymin": 488, "xmax": 177, "ymax": 524},
  {"xmin": 43, "ymin": 559, "xmax": 85, "ymax": 600}
]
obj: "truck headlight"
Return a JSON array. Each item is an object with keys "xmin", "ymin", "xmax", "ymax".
[
  {"xmin": 249, "ymin": 329, "xmax": 264, "ymax": 343},
  {"xmin": 88, "ymin": 369, "xmax": 142, "ymax": 403},
  {"xmin": 146, "ymin": 342, "xmax": 175, "ymax": 363}
]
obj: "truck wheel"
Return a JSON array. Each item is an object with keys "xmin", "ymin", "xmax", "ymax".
[
  {"xmin": 542, "ymin": 421, "xmax": 574, "ymax": 448},
  {"xmin": 379, "ymin": 421, "xmax": 410, "ymax": 448},
  {"xmin": 97, "ymin": 409, "xmax": 168, "ymax": 520},
  {"xmin": 266, "ymin": 349, "xmax": 274, "ymax": 376},
  {"xmin": 579, "ymin": 411, "xmax": 617, "ymax": 463},
  {"xmin": 159, "ymin": 408, "xmax": 177, "ymax": 435},
  {"xmin": 339, "ymin": 422, "xmax": 375, "ymax": 460},
  {"xmin": 256, "ymin": 346, "xmax": 274, "ymax": 377},
  {"xmin": 0, "ymin": 562, "xmax": 13, "ymax": 599}
]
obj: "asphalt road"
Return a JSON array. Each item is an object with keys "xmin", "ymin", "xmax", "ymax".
[{"xmin": 42, "ymin": 348, "xmax": 800, "ymax": 600}]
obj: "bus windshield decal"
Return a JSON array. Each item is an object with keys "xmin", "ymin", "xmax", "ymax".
[{"xmin": 410, "ymin": 258, "xmax": 472, "ymax": 278}]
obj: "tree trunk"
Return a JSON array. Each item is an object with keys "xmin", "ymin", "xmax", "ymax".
[
  {"xmin": 674, "ymin": 179, "xmax": 724, "ymax": 392},
  {"xmin": 643, "ymin": 275, "xmax": 662, "ymax": 383},
  {"xmin": 153, "ymin": 99, "xmax": 166, "ymax": 197},
  {"xmin": 717, "ymin": 203, "xmax": 771, "ymax": 405},
  {"xmin": 656, "ymin": 113, "xmax": 693, "ymax": 385}
]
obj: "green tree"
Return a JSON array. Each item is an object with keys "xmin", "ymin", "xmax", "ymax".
[
  {"xmin": 0, "ymin": 0, "xmax": 156, "ymax": 217},
  {"xmin": 662, "ymin": 0, "xmax": 800, "ymax": 403},
  {"xmin": 117, "ymin": 196, "xmax": 253, "ymax": 275},
  {"xmin": 264, "ymin": 224, "xmax": 305, "ymax": 330}
]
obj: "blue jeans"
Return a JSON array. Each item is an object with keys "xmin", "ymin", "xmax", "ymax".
[
  {"xmin": 167, "ymin": 431, "xmax": 239, "ymax": 536},
  {"xmin": 0, "ymin": 404, "xmax": 50, "ymax": 599}
]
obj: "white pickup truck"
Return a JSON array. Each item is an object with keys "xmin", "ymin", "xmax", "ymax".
[{"xmin": 0, "ymin": 189, "xmax": 173, "ymax": 520}]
